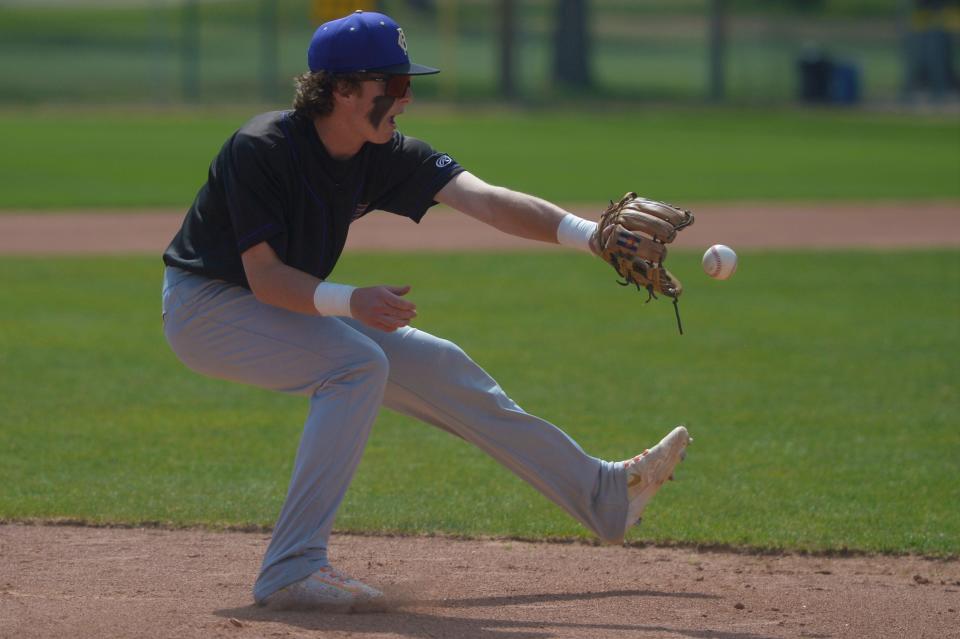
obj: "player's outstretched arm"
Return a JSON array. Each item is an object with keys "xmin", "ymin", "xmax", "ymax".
[{"xmin": 435, "ymin": 171, "xmax": 598, "ymax": 253}]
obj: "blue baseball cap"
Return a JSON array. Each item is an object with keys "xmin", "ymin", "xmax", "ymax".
[{"xmin": 308, "ymin": 10, "xmax": 439, "ymax": 76}]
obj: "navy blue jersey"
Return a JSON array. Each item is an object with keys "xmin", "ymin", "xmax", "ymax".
[{"xmin": 163, "ymin": 110, "xmax": 463, "ymax": 287}]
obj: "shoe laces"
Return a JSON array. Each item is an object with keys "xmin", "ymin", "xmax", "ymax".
[{"xmin": 625, "ymin": 449, "xmax": 650, "ymax": 469}]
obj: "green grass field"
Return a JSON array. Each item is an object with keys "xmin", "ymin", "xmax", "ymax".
[
  {"xmin": 1, "ymin": 108, "xmax": 958, "ymax": 209},
  {"xmin": 1, "ymin": 251, "xmax": 957, "ymax": 556}
]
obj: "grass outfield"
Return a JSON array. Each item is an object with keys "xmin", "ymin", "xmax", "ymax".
[
  {"xmin": 1, "ymin": 251, "xmax": 957, "ymax": 556},
  {"xmin": 1, "ymin": 108, "xmax": 958, "ymax": 209}
]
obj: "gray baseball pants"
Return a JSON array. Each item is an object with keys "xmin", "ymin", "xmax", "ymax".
[{"xmin": 161, "ymin": 266, "xmax": 628, "ymax": 603}]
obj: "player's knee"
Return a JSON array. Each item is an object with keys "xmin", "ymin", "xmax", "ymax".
[
  {"xmin": 353, "ymin": 343, "xmax": 390, "ymax": 386},
  {"xmin": 313, "ymin": 342, "xmax": 389, "ymax": 395},
  {"xmin": 427, "ymin": 337, "xmax": 507, "ymax": 396},
  {"xmin": 432, "ymin": 337, "xmax": 471, "ymax": 368}
]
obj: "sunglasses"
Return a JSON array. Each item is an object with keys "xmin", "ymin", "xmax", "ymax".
[{"xmin": 364, "ymin": 74, "xmax": 411, "ymax": 98}]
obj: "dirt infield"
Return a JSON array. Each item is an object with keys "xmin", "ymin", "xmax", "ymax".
[
  {"xmin": 1, "ymin": 200, "xmax": 958, "ymax": 255},
  {"xmin": 2, "ymin": 202, "xmax": 959, "ymax": 638},
  {"xmin": 2, "ymin": 524, "xmax": 958, "ymax": 639}
]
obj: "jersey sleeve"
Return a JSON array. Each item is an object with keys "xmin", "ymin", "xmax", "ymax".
[
  {"xmin": 223, "ymin": 132, "xmax": 288, "ymax": 256},
  {"xmin": 367, "ymin": 135, "xmax": 464, "ymax": 222}
]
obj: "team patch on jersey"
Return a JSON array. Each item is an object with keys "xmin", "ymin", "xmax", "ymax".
[{"xmin": 435, "ymin": 154, "xmax": 453, "ymax": 168}]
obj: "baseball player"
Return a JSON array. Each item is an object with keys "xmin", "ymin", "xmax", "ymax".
[{"xmin": 161, "ymin": 10, "xmax": 691, "ymax": 611}]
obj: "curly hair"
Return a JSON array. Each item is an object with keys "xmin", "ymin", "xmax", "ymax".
[{"xmin": 292, "ymin": 71, "xmax": 364, "ymax": 117}]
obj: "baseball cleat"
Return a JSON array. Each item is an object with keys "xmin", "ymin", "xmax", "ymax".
[
  {"xmin": 261, "ymin": 566, "xmax": 386, "ymax": 612},
  {"xmin": 623, "ymin": 425, "xmax": 691, "ymax": 530}
]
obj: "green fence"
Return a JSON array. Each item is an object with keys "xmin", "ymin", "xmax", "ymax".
[{"xmin": 0, "ymin": 0, "xmax": 955, "ymax": 107}]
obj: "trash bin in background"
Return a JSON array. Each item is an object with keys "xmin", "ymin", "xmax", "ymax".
[
  {"xmin": 829, "ymin": 62, "xmax": 861, "ymax": 105},
  {"xmin": 797, "ymin": 48, "xmax": 862, "ymax": 106},
  {"xmin": 797, "ymin": 49, "xmax": 834, "ymax": 103}
]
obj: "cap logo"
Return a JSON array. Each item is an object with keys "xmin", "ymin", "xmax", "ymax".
[{"xmin": 397, "ymin": 28, "xmax": 408, "ymax": 54}]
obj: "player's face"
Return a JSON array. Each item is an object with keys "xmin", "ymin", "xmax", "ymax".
[{"xmin": 357, "ymin": 74, "xmax": 413, "ymax": 144}]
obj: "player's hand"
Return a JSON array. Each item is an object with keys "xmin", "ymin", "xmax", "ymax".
[{"xmin": 350, "ymin": 285, "xmax": 417, "ymax": 332}]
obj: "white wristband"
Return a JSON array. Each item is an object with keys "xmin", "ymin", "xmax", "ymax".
[
  {"xmin": 313, "ymin": 282, "xmax": 355, "ymax": 317},
  {"xmin": 557, "ymin": 214, "xmax": 598, "ymax": 254}
]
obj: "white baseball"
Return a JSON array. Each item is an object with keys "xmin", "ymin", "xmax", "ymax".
[{"xmin": 702, "ymin": 244, "xmax": 738, "ymax": 280}]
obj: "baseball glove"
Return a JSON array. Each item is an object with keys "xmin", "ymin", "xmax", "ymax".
[{"xmin": 593, "ymin": 192, "xmax": 695, "ymax": 332}]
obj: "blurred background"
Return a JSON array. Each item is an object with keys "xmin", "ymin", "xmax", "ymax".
[{"xmin": 2, "ymin": 0, "xmax": 958, "ymax": 109}]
